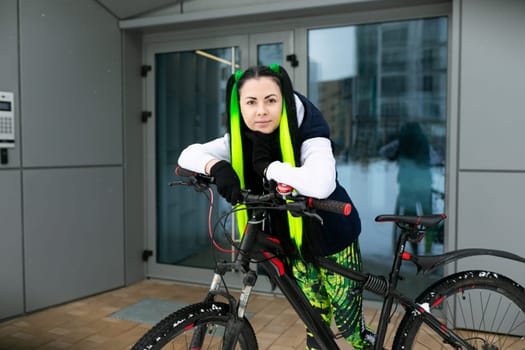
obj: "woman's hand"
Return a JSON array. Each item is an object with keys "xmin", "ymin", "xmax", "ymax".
[{"xmin": 209, "ymin": 160, "xmax": 242, "ymax": 204}]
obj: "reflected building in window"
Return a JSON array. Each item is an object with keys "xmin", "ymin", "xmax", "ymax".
[
  {"xmin": 308, "ymin": 17, "xmax": 448, "ymax": 298},
  {"xmin": 311, "ymin": 18, "xmax": 447, "ymax": 163},
  {"xmin": 356, "ymin": 18, "xmax": 447, "ymax": 161}
]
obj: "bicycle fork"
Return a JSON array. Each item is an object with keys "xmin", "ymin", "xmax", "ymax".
[
  {"xmin": 221, "ymin": 270, "xmax": 258, "ymax": 350},
  {"xmin": 202, "ymin": 263, "xmax": 258, "ymax": 350}
]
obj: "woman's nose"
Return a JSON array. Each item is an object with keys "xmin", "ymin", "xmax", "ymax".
[{"xmin": 256, "ymin": 103, "xmax": 266, "ymax": 116}]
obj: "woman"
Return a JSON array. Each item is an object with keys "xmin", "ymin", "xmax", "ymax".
[{"xmin": 178, "ymin": 64, "xmax": 374, "ymax": 350}]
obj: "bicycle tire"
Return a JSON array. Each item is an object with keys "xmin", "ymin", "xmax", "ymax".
[
  {"xmin": 393, "ymin": 270, "xmax": 525, "ymax": 350},
  {"xmin": 131, "ymin": 301, "xmax": 258, "ymax": 350}
]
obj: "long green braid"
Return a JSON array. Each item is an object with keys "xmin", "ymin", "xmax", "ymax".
[{"xmin": 229, "ymin": 70, "xmax": 248, "ymax": 236}]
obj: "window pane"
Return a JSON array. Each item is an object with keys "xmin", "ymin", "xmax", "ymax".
[
  {"xmin": 258, "ymin": 43, "xmax": 283, "ymax": 66},
  {"xmin": 155, "ymin": 47, "xmax": 239, "ymax": 268},
  {"xmin": 308, "ymin": 17, "xmax": 448, "ymax": 299}
]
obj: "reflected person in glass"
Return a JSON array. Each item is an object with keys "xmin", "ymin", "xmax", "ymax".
[
  {"xmin": 178, "ymin": 64, "xmax": 375, "ymax": 349},
  {"xmin": 380, "ymin": 122, "xmax": 436, "ymax": 254}
]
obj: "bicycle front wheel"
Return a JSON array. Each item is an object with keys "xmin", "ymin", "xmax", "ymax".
[
  {"xmin": 393, "ymin": 270, "xmax": 525, "ymax": 350},
  {"xmin": 131, "ymin": 302, "xmax": 258, "ymax": 350}
]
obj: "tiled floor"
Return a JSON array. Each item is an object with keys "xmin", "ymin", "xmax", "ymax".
[{"xmin": 0, "ymin": 279, "xmax": 394, "ymax": 350}]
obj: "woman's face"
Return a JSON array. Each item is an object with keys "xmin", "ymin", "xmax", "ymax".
[{"xmin": 239, "ymin": 76, "xmax": 282, "ymax": 134}]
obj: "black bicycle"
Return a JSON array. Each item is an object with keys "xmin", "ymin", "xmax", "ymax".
[{"xmin": 131, "ymin": 168, "xmax": 525, "ymax": 350}]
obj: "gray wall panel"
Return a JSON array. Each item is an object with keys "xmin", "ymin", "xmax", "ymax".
[
  {"xmin": 456, "ymin": 0, "xmax": 525, "ymax": 288},
  {"xmin": 23, "ymin": 167, "xmax": 124, "ymax": 311},
  {"xmin": 0, "ymin": 0, "xmax": 23, "ymax": 320},
  {"xmin": 0, "ymin": 0, "xmax": 21, "ymax": 167},
  {"xmin": 20, "ymin": 0, "xmax": 122, "ymax": 167},
  {"xmin": 0, "ymin": 0, "xmax": 18, "ymax": 88},
  {"xmin": 457, "ymin": 172, "xmax": 525, "ymax": 286},
  {"xmin": 459, "ymin": 0, "xmax": 525, "ymax": 170},
  {"xmin": 0, "ymin": 170, "xmax": 24, "ymax": 319}
]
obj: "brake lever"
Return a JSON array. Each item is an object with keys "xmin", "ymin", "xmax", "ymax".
[
  {"xmin": 303, "ymin": 210, "xmax": 324, "ymax": 225},
  {"xmin": 168, "ymin": 179, "xmax": 210, "ymax": 192},
  {"xmin": 286, "ymin": 201, "xmax": 324, "ymax": 224},
  {"xmin": 191, "ymin": 178, "xmax": 211, "ymax": 192},
  {"xmin": 168, "ymin": 180, "xmax": 191, "ymax": 186}
]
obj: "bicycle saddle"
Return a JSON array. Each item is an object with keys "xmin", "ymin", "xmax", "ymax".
[{"xmin": 375, "ymin": 214, "xmax": 446, "ymax": 228}]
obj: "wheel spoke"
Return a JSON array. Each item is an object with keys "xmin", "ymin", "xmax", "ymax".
[{"xmin": 478, "ymin": 290, "xmax": 490, "ymax": 332}]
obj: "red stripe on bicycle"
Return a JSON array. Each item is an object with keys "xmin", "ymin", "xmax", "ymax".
[
  {"xmin": 432, "ymin": 296, "xmax": 444, "ymax": 307},
  {"xmin": 263, "ymin": 252, "xmax": 285, "ymax": 276}
]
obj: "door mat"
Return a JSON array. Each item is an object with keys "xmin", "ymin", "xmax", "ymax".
[
  {"xmin": 109, "ymin": 298, "xmax": 188, "ymax": 324},
  {"xmin": 110, "ymin": 298, "xmax": 254, "ymax": 325}
]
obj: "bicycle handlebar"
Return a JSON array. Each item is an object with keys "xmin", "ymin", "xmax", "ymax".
[{"xmin": 173, "ymin": 166, "xmax": 351, "ymax": 217}]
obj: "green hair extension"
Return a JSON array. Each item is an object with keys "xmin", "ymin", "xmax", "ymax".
[
  {"xmin": 230, "ymin": 70, "xmax": 248, "ymax": 236},
  {"xmin": 270, "ymin": 63, "xmax": 304, "ymax": 250},
  {"xmin": 278, "ymin": 98, "xmax": 303, "ymax": 250}
]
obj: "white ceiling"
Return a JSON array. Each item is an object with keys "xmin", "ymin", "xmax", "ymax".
[{"xmin": 96, "ymin": 0, "xmax": 181, "ymax": 19}]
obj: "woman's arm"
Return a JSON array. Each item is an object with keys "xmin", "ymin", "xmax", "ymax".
[
  {"xmin": 265, "ymin": 137, "xmax": 336, "ymax": 198},
  {"xmin": 177, "ymin": 134, "xmax": 231, "ymax": 174}
]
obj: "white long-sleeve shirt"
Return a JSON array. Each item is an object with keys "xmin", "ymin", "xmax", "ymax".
[{"xmin": 177, "ymin": 95, "xmax": 336, "ymax": 199}]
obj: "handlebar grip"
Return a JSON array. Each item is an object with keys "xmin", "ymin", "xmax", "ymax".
[
  {"xmin": 308, "ymin": 198, "xmax": 352, "ymax": 216},
  {"xmin": 175, "ymin": 166, "xmax": 199, "ymax": 177},
  {"xmin": 175, "ymin": 166, "xmax": 215, "ymax": 186}
]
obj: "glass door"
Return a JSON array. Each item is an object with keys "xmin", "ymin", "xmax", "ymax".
[
  {"xmin": 145, "ymin": 32, "xmax": 294, "ymax": 290},
  {"xmin": 145, "ymin": 36, "xmax": 246, "ymax": 285}
]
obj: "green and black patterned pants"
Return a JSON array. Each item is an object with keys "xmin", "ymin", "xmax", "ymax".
[{"xmin": 292, "ymin": 241, "xmax": 373, "ymax": 350}]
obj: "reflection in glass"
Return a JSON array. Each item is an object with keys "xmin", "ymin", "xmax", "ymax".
[
  {"xmin": 156, "ymin": 48, "xmax": 239, "ymax": 268},
  {"xmin": 308, "ymin": 17, "xmax": 447, "ymax": 298},
  {"xmin": 380, "ymin": 122, "xmax": 443, "ymax": 255},
  {"xmin": 258, "ymin": 43, "xmax": 283, "ymax": 66}
]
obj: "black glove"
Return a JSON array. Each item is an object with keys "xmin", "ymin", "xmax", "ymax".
[
  {"xmin": 210, "ymin": 160, "xmax": 242, "ymax": 204},
  {"xmin": 245, "ymin": 131, "xmax": 280, "ymax": 178}
]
